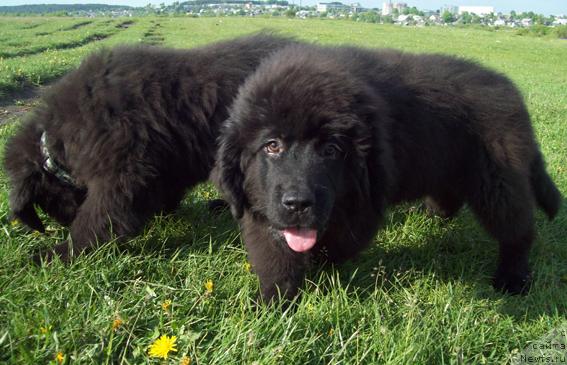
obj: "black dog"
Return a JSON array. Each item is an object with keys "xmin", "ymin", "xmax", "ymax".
[
  {"xmin": 4, "ymin": 33, "xmax": 293, "ymax": 261},
  {"xmin": 216, "ymin": 44, "xmax": 562, "ymax": 301}
]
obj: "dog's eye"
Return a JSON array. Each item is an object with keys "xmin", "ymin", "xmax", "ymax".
[
  {"xmin": 265, "ymin": 140, "xmax": 283, "ymax": 155},
  {"xmin": 322, "ymin": 142, "xmax": 342, "ymax": 158}
]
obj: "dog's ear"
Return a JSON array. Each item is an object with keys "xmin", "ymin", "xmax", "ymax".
[
  {"xmin": 355, "ymin": 89, "xmax": 393, "ymax": 216},
  {"xmin": 9, "ymin": 174, "xmax": 45, "ymax": 233},
  {"xmin": 216, "ymin": 119, "xmax": 246, "ymax": 219}
]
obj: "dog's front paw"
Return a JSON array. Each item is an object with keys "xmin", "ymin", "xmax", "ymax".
[
  {"xmin": 492, "ymin": 269, "xmax": 532, "ymax": 295},
  {"xmin": 259, "ymin": 278, "xmax": 300, "ymax": 304},
  {"xmin": 32, "ymin": 241, "xmax": 73, "ymax": 265}
]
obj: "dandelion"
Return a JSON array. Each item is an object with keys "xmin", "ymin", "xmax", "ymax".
[
  {"xmin": 40, "ymin": 325, "xmax": 52, "ymax": 334},
  {"xmin": 56, "ymin": 352, "xmax": 64, "ymax": 363},
  {"xmin": 243, "ymin": 262, "xmax": 251, "ymax": 273},
  {"xmin": 112, "ymin": 317, "xmax": 123, "ymax": 331},
  {"xmin": 161, "ymin": 299, "xmax": 172, "ymax": 312},
  {"xmin": 180, "ymin": 356, "xmax": 191, "ymax": 365},
  {"xmin": 148, "ymin": 335, "xmax": 178, "ymax": 359},
  {"xmin": 10, "ymin": 219, "xmax": 19, "ymax": 227},
  {"xmin": 204, "ymin": 279, "xmax": 214, "ymax": 294},
  {"xmin": 328, "ymin": 328, "xmax": 334, "ymax": 337}
]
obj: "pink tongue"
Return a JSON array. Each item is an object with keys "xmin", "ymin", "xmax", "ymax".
[{"xmin": 282, "ymin": 228, "xmax": 318, "ymax": 252}]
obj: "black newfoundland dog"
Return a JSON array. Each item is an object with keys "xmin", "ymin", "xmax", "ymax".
[
  {"xmin": 4, "ymin": 33, "xmax": 293, "ymax": 261},
  {"xmin": 216, "ymin": 44, "xmax": 562, "ymax": 301}
]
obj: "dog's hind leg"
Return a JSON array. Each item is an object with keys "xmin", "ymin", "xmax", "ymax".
[
  {"xmin": 530, "ymin": 151, "xmax": 562, "ymax": 219},
  {"xmin": 207, "ymin": 199, "xmax": 230, "ymax": 215},
  {"xmin": 40, "ymin": 177, "xmax": 158, "ymax": 262},
  {"xmin": 467, "ymin": 165, "xmax": 535, "ymax": 294}
]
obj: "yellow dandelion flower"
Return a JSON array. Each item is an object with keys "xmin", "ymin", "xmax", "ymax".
[
  {"xmin": 112, "ymin": 317, "xmax": 123, "ymax": 331},
  {"xmin": 40, "ymin": 325, "xmax": 52, "ymax": 334},
  {"xmin": 243, "ymin": 262, "xmax": 251, "ymax": 273},
  {"xmin": 204, "ymin": 279, "xmax": 214, "ymax": 294},
  {"xmin": 11, "ymin": 219, "xmax": 19, "ymax": 227},
  {"xmin": 56, "ymin": 352, "xmax": 64, "ymax": 363},
  {"xmin": 180, "ymin": 356, "xmax": 191, "ymax": 365},
  {"xmin": 328, "ymin": 328, "xmax": 334, "ymax": 336},
  {"xmin": 161, "ymin": 299, "xmax": 172, "ymax": 312},
  {"xmin": 148, "ymin": 335, "xmax": 178, "ymax": 359}
]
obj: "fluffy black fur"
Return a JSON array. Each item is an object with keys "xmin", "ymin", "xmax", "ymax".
[
  {"xmin": 216, "ymin": 44, "xmax": 562, "ymax": 301},
  {"xmin": 4, "ymin": 33, "xmax": 294, "ymax": 261}
]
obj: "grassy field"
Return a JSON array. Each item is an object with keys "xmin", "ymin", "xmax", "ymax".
[{"xmin": 0, "ymin": 16, "xmax": 566, "ymax": 364}]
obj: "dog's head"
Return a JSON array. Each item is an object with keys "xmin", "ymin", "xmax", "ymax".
[
  {"xmin": 217, "ymin": 45, "xmax": 392, "ymax": 252},
  {"xmin": 4, "ymin": 114, "xmax": 86, "ymax": 232}
]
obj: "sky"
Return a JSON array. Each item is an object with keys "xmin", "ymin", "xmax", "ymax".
[{"xmin": 1, "ymin": 0, "xmax": 565, "ymax": 15}]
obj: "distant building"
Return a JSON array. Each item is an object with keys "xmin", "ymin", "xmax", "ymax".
[
  {"xmin": 351, "ymin": 2, "xmax": 362, "ymax": 13},
  {"xmin": 493, "ymin": 18, "xmax": 506, "ymax": 26},
  {"xmin": 394, "ymin": 2, "xmax": 407, "ymax": 13},
  {"xmin": 441, "ymin": 5, "xmax": 458, "ymax": 14},
  {"xmin": 296, "ymin": 9, "xmax": 312, "ymax": 18},
  {"xmin": 382, "ymin": 1, "xmax": 392, "ymax": 15},
  {"xmin": 458, "ymin": 6, "xmax": 494, "ymax": 16},
  {"xmin": 521, "ymin": 18, "xmax": 532, "ymax": 26},
  {"xmin": 317, "ymin": 1, "xmax": 348, "ymax": 12},
  {"xmin": 382, "ymin": 1, "xmax": 407, "ymax": 16}
]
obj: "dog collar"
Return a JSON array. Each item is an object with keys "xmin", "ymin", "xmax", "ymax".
[{"xmin": 40, "ymin": 132, "xmax": 76, "ymax": 186}]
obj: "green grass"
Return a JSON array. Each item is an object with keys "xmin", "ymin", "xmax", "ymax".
[
  {"xmin": 0, "ymin": 18, "xmax": 146, "ymax": 99},
  {"xmin": 0, "ymin": 19, "xmax": 117, "ymax": 58},
  {"xmin": 0, "ymin": 17, "xmax": 566, "ymax": 364}
]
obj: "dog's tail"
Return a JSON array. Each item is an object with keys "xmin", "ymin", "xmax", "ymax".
[{"xmin": 530, "ymin": 152, "xmax": 562, "ymax": 220}]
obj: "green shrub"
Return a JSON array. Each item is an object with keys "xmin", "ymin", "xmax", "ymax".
[
  {"xmin": 554, "ymin": 25, "xmax": 567, "ymax": 38},
  {"xmin": 516, "ymin": 25, "xmax": 551, "ymax": 37},
  {"xmin": 530, "ymin": 24, "xmax": 550, "ymax": 36}
]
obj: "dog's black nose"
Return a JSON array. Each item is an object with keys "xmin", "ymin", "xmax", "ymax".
[{"xmin": 282, "ymin": 192, "xmax": 313, "ymax": 212}]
